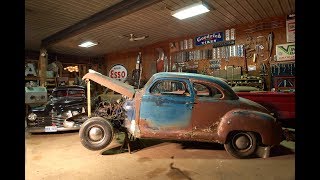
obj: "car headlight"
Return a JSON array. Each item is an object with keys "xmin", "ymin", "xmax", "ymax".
[
  {"xmin": 123, "ymin": 105, "xmax": 132, "ymax": 111},
  {"xmin": 63, "ymin": 120, "xmax": 75, "ymax": 128},
  {"xmin": 62, "ymin": 110, "xmax": 73, "ymax": 118},
  {"xmin": 72, "ymin": 111, "xmax": 79, "ymax": 116},
  {"xmin": 27, "ymin": 113, "xmax": 37, "ymax": 121}
]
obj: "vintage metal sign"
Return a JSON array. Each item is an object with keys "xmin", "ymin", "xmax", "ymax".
[
  {"xmin": 286, "ymin": 14, "xmax": 295, "ymax": 42},
  {"xmin": 195, "ymin": 32, "xmax": 224, "ymax": 46},
  {"xmin": 108, "ymin": 64, "xmax": 128, "ymax": 82},
  {"xmin": 276, "ymin": 43, "xmax": 295, "ymax": 61}
]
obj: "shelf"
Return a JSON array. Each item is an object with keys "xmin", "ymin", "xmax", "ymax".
[
  {"xmin": 228, "ymin": 78, "xmax": 264, "ymax": 90},
  {"xmin": 270, "ymin": 60, "xmax": 295, "ymax": 64}
]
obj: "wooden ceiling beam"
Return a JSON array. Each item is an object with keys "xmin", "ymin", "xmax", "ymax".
[{"xmin": 41, "ymin": 0, "xmax": 162, "ymax": 48}]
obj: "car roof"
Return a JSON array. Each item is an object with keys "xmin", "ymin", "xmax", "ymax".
[{"xmin": 153, "ymin": 72, "xmax": 227, "ymax": 86}]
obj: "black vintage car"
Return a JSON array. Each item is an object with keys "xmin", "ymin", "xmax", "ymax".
[{"xmin": 26, "ymin": 85, "xmax": 89, "ymax": 133}]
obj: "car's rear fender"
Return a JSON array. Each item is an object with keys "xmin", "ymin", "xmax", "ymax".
[{"xmin": 217, "ymin": 109, "xmax": 283, "ymax": 145}]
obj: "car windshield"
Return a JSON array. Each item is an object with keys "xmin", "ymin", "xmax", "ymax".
[{"xmin": 52, "ymin": 89, "xmax": 85, "ymax": 98}]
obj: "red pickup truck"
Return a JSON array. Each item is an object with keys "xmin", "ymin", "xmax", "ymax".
[{"xmin": 236, "ymin": 91, "xmax": 295, "ymax": 128}]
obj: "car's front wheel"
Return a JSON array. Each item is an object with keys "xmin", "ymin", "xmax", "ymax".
[
  {"xmin": 224, "ymin": 131, "xmax": 258, "ymax": 159},
  {"xmin": 79, "ymin": 117, "xmax": 114, "ymax": 151}
]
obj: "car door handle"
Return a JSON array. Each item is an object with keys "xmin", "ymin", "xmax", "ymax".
[{"xmin": 185, "ymin": 102, "xmax": 197, "ymax": 105}]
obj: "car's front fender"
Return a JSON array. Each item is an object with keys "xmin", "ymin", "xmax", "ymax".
[{"xmin": 217, "ymin": 109, "xmax": 283, "ymax": 145}]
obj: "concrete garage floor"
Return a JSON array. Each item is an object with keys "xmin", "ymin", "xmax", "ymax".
[{"xmin": 26, "ymin": 131, "xmax": 295, "ymax": 180}]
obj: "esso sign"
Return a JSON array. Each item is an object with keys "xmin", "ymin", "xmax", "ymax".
[{"xmin": 109, "ymin": 64, "xmax": 127, "ymax": 82}]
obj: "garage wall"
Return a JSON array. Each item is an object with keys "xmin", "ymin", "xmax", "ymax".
[
  {"xmin": 104, "ymin": 15, "xmax": 289, "ymax": 90},
  {"xmin": 104, "ymin": 41, "xmax": 169, "ymax": 83}
]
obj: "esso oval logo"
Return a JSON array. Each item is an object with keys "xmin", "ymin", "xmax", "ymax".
[{"xmin": 108, "ymin": 64, "xmax": 127, "ymax": 82}]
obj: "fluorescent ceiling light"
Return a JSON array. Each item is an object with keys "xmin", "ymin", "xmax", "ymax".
[
  {"xmin": 171, "ymin": 1, "xmax": 210, "ymax": 20},
  {"xmin": 78, "ymin": 41, "xmax": 98, "ymax": 48}
]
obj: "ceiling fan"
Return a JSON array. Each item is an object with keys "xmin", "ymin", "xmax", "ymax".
[{"xmin": 121, "ymin": 33, "xmax": 149, "ymax": 42}]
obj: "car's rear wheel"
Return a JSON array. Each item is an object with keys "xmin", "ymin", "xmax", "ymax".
[
  {"xmin": 224, "ymin": 131, "xmax": 257, "ymax": 159},
  {"xmin": 79, "ymin": 117, "xmax": 114, "ymax": 151}
]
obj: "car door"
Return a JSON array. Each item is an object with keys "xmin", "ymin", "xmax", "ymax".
[
  {"xmin": 139, "ymin": 77, "xmax": 195, "ymax": 139},
  {"xmin": 190, "ymin": 80, "xmax": 237, "ymax": 141}
]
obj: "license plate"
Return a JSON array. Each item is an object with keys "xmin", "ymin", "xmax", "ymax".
[{"xmin": 45, "ymin": 126, "xmax": 57, "ymax": 132}]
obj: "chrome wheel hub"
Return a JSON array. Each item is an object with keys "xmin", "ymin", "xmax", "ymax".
[
  {"xmin": 89, "ymin": 127, "xmax": 103, "ymax": 141},
  {"xmin": 235, "ymin": 135, "xmax": 250, "ymax": 150}
]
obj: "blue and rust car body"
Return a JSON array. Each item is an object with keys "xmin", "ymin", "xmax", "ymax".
[{"xmin": 79, "ymin": 70, "xmax": 283, "ymax": 158}]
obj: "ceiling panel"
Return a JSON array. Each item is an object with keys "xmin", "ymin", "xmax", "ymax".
[{"xmin": 25, "ymin": 0, "xmax": 295, "ymax": 57}]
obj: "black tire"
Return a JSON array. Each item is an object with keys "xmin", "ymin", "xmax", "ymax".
[
  {"xmin": 79, "ymin": 117, "xmax": 114, "ymax": 151},
  {"xmin": 224, "ymin": 131, "xmax": 257, "ymax": 159}
]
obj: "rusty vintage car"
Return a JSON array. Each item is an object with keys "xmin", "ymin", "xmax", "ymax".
[{"xmin": 75, "ymin": 70, "xmax": 283, "ymax": 159}]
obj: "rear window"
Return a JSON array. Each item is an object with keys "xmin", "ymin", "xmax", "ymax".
[
  {"xmin": 52, "ymin": 89, "xmax": 85, "ymax": 98},
  {"xmin": 52, "ymin": 90, "xmax": 67, "ymax": 97},
  {"xmin": 68, "ymin": 89, "xmax": 85, "ymax": 97},
  {"xmin": 193, "ymin": 82, "xmax": 223, "ymax": 99}
]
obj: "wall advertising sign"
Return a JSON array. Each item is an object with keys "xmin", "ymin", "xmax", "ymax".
[
  {"xmin": 108, "ymin": 64, "xmax": 128, "ymax": 82},
  {"xmin": 195, "ymin": 32, "xmax": 224, "ymax": 46},
  {"xmin": 276, "ymin": 43, "xmax": 295, "ymax": 61},
  {"xmin": 286, "ymin": 14, "xmax": 295, "ymax": 42}
]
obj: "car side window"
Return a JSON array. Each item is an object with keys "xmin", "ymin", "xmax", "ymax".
[
  {"xmin": 193, "ymin": 82, "xmax": 222, "ymax": 99},
  {"xmin": 150, "ymin": 80, "xmax": 190, "ymax": 96}
]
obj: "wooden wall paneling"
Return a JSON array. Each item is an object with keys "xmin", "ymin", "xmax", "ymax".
[
  {"xmin": 152, "ymin": 9, "xmax": 197, "ymax": 35},
  {"xmin": 215, "ymin": 0, "xmax": 249, "ymax": 24},
  {"xmin": 278, "ymin": 0, "xmax": 292, "ymax": 15},
  {"xmin": 211, "ymin": 0, "xmax": 242, "ymax": 25},
  {"xmin": 287, "ymin": 0, "xmax": 295, "ymax": 14},
  {"xmin": 227, "ymin": 0, "xmax": 256, "ymax": 22},
  {"xmin": 201, "ymin": 12, "xmax": 227, "ymax": 29},
  {"xmin": 167, "ymin": 16, "xmax": 287, "ymax": 90},
  {"xmin": 255, "ymin": 0, "xmax": 276, "ymax": 17},
  {"xmin": 105, "ymin": 50, "xmax": 138, "ymax": 80},
  {"xmin": 174, "ymin": 0, "xmax": 190, "ymax": 8},
  {"xmin": 231, "ymin": 16, "xmax": 286, "ymax": 90},
  {"xmin": 103, "ymin": 16, "xmax": 288, "ymax": 91},
  {"xmin": 267, "ymin": 0, "xmax": 285, "ymax": 17},
  {"xmin": 206, "ymin": 13, "xmax": 232, "ymax": 28},
  {"xmin": 164, "ymin": 0, "xmax": 182, "ymax": 9},
  {"xmin": 234, "ymin": 0, "xmax": 262, "ymax": 21},
  {"xmin": 245, "ymin": 0, "xmax": 268, "ymax": 19}
]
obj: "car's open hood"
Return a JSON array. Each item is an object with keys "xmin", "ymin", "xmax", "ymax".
[{"xmin": 82, "ymin": 70, "xmax": 135, "ymax": 98}]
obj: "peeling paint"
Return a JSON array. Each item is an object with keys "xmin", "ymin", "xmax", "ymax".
[{"xmin": 81, "ymin": 71, "xmax": 283, "ymax": 153}]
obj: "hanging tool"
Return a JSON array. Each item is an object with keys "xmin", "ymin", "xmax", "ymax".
[
  {"xmin": 260, "ymin": 63, "xmax": 267, "ymax": 76},
  {"xmin": 283, "ymin": 64, "xmax": 286, "ymax": 74},
  {"xmin": 289, "ymin": 63, "xmax": 293, "ymax": 75},
  {"xmin": 268, "ymin": 32, "xmax": 274, "ymax": 59},
  {"xmin": 253, "ymin": 53, "xmax": 257, "ymax": 62},
  {"xmin": 225, "ymin": 46, "xmax": 229, "ymax": 62},
  {"xmin": 271, "ymin": 64, "xmax": 275, "ymax": 76},
  {"xmin": 244, "ymin": 48, "xmax": 248, "ymax": 73}
]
